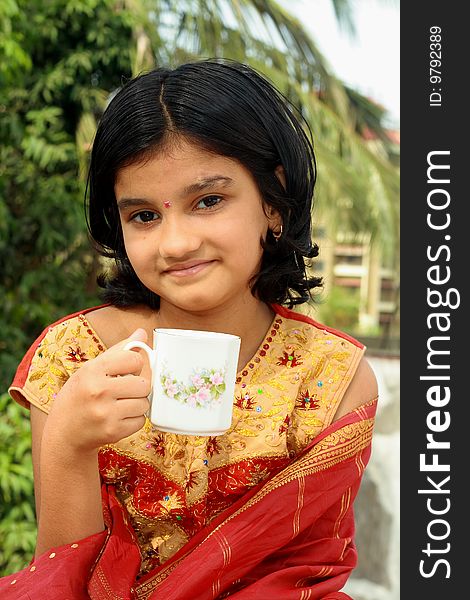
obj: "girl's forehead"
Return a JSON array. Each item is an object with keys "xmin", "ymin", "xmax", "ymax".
[
  {"xmin": 149, "ymin": 138, "xmax": 231, "ymax": 164},
  {"xmin": 115, "ymin": 144, "xmax": 247, "ymax": 188}
]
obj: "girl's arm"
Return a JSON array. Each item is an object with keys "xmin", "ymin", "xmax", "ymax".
[
  {"xmin": 31, "ymin": 405, "xmax": 104, "ymax": 558},
  {"xmin": 30, "ymin": 329, "xmax": 150, "ymax": 558},
  {"xmin": 331, "ymin": 357, "xmax": 378, "ymax": 422}
]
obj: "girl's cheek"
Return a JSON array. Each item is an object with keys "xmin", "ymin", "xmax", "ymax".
[
  {"xmin": 123, "ymin": 233, "xmax": 146, "ymax": 252},
  {"xmin": 123, "ymin": 240, "xmax": 146, "ymax": 267}
]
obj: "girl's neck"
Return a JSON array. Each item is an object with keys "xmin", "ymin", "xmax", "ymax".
[
  {"xmin": 155, "ymin": 297, "xmax": 276, "ymax": 372},
  {"xmin": 85, "ymin": 297, "xmax": 276, "ymax": 373},
  {"xmin": 156, "ymin": 296, "xmax": 274, "ymax": 338}
]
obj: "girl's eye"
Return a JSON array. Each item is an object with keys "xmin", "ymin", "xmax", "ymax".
[
  {"xmin": 196, "ymin": 195, "xmax": 223, "ymax": 210},
  {"xmin": 132, "ymin": 210, "xmax": 159, "ymax": 224}
]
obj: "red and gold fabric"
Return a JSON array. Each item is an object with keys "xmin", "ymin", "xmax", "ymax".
[{"xmin": 2, "ymin": 303, "xmax": 376, "ymax": 598}]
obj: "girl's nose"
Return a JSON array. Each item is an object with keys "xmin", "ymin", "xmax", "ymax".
[{"xmin": 157, "ymin": 216, "xmax": 202, "ymax": 259}]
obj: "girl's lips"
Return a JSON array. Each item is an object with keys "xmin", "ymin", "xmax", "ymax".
[{"xmin": 164, "ymin": 261, "xmax": 215, "ymax": 278}]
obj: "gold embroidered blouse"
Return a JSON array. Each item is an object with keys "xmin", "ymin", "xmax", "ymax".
[{"xmin": 9, "ymin": 304, "xmax": 365, "ymax": 577}]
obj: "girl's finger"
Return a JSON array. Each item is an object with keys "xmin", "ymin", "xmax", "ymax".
[
  {"xmin": 99, "ymin": 350, "xmax": 146, "ymax": 377},
  {"xmin": 114, "ymin": 415, "xmax": 147, "ymax": 441},
  {"xmin": 115, "ymin": 397, "xmax": 151, "ymax": 419},
  {"xmin": 107, "ymin": 374, "xmax": 151, "ymax": 398}
]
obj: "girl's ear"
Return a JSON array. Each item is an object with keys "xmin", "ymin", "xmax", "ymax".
[
  {"xmin": 265, "ymin": 204, "xmax": 282, "ymax": 232},
  {"xmin": 275, "ymin": 165, "xmax": 286, "ymax": 191},
  {"xmin": 266, "ymin": 165, "xmax": 285, "ymax": 231},
  {"xmin": 263, "ymin": 165, "xmax": 285, "ymax": 230}
]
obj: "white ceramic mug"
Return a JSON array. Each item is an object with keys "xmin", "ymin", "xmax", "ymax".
[{"xmin": 124, "ymin": 329, "xmax": 241, "ymax": 436}]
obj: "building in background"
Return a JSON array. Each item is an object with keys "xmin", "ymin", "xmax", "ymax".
[
  {"xmin": 310, "ymin": 127, "xmax": 400, "ymax": 349},
  {"xmin": 311, "ymin": 225, "xmax": 399, "ymax": 349}
]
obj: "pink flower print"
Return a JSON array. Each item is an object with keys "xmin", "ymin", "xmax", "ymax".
[
  {"xmin": 161, "ymin": 367, "xmax": 225, "ymax": 407},
  {"xmin": 191, "ymin": 374, "xmax": 204, "ymax": 387},
  {"xmin": 164, "ymin": 380, "xmax": 178, "ymax": 398},
  {"xmin": 187, "ymin": 394, "xmax": 198, "ymax": 408},
  {"xmin": 196, "ymin": 387, "xmax": 210, "ymax": 403},
  {"xmin": 210, "ymin": 372, "xmax": 224, "ymax": 385}
]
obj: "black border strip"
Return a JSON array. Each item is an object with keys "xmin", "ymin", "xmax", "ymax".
[{"xmin": 401, "ymin": 3, "xmax": 466, "ymax": 595}]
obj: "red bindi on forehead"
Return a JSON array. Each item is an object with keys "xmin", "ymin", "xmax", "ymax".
[{"xmin": 163, "ymin": 201, "xmax": 171, "ymax": 208}]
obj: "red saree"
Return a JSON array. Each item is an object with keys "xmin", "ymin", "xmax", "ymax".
[{"xmin": 0, "ymin": 399, "xmax": 376, "ymax": 599}]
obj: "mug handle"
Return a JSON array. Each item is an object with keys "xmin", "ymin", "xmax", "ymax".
[{"xmin": 123, "ymin": 341, "xmax": 155, "ymax": 418}]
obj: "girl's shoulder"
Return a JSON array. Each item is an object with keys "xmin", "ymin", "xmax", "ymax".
[
  {"xmin": 9, "ymin": 304, "xmax": 156, "ymax": 413},
  {"xmin": 274, "ymin": 304, "xmax": 377, "ymax": 433},
  {"xmin": 9, "ymin": 305, "xmax": 112, "ymax": 413},
  {"xmin": 272, "ymin": 303, "xmax": 364, "ymax": 350},
  {"xmin": 274, "ymin": 302, "xmax": 376, "ymax": 409},
  {"xmin": 272, "ymin": 303, "xmax": 367, "ymax": 392}
]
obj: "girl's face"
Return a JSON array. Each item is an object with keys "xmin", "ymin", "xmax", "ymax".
[{"xmin": 115, "ymin": 139, "xmax": 280, "ymax": 315}]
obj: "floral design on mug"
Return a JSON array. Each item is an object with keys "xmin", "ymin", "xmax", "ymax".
[{"xmin": 160, "ymin": 366, "xmax": 227, "ymax": 409}]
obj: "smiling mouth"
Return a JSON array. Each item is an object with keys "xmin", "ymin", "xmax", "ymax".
[{"xmin": 164, "ymin": 261, "xmax": 216, "ymax": 278}]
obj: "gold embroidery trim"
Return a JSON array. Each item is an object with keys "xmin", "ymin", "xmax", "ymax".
[
  {"xmin": 293, "ymin": 477, "xmax": 305, "ymax": 539},
  {"xmin": 333, "ymin": 487, "xmax": 351, "ymax": 538}
]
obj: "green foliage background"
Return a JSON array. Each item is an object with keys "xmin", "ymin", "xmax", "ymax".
[
  {"xmin": 0, "ymin": 393, "xmax": 36, "ymax": 574},
  {"xmin": 1, "ymin": 0, "xmax": 135, "ymax": 574},
  {"xmin": 0, "ymin": 0, "xmax": 398, "ymax": 576}
]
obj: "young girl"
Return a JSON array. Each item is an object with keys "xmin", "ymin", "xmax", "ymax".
[{"xmin": 2, "ymin": 59, "xmax": 377, "ymax": 599}]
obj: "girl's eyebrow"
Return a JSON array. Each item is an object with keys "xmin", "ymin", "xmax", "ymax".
[
  {"xmin": 117, "ymin": 197, "xmax": 152, "ymax": 211},
  {"xmin": 182, "ymin": 175, "xmax": 235, "ymax": 196},
  {"xmin": 117, "ymin": 175, "xmax": 235, "ymax": 211}
]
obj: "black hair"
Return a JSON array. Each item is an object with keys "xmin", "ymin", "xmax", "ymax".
[{"xmin": 86, "ymin": 58, "xmax": 322, "ymax": 309}]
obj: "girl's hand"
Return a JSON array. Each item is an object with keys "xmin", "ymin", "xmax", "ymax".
[{"xmin": 44, "ymin": 328, "xmax": 151, "ymax": 453}]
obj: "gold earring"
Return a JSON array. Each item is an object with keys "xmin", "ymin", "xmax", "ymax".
[{"xmin": 272, "ymin": 225, "xmax": 283, "ymax": 242}]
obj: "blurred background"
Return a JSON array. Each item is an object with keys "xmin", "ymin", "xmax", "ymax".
[{"xmin": 0, "ymin": 0, "xmax": 400, "ymax": 597}]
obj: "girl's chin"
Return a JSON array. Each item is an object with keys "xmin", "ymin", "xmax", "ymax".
[
  {"xmin": 166, "ymin": 298, "xmax": 225, "ymax": 313},
  {"xmin": 156, "ymin": 291, "xmax": 234, "ymax": 315}
]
